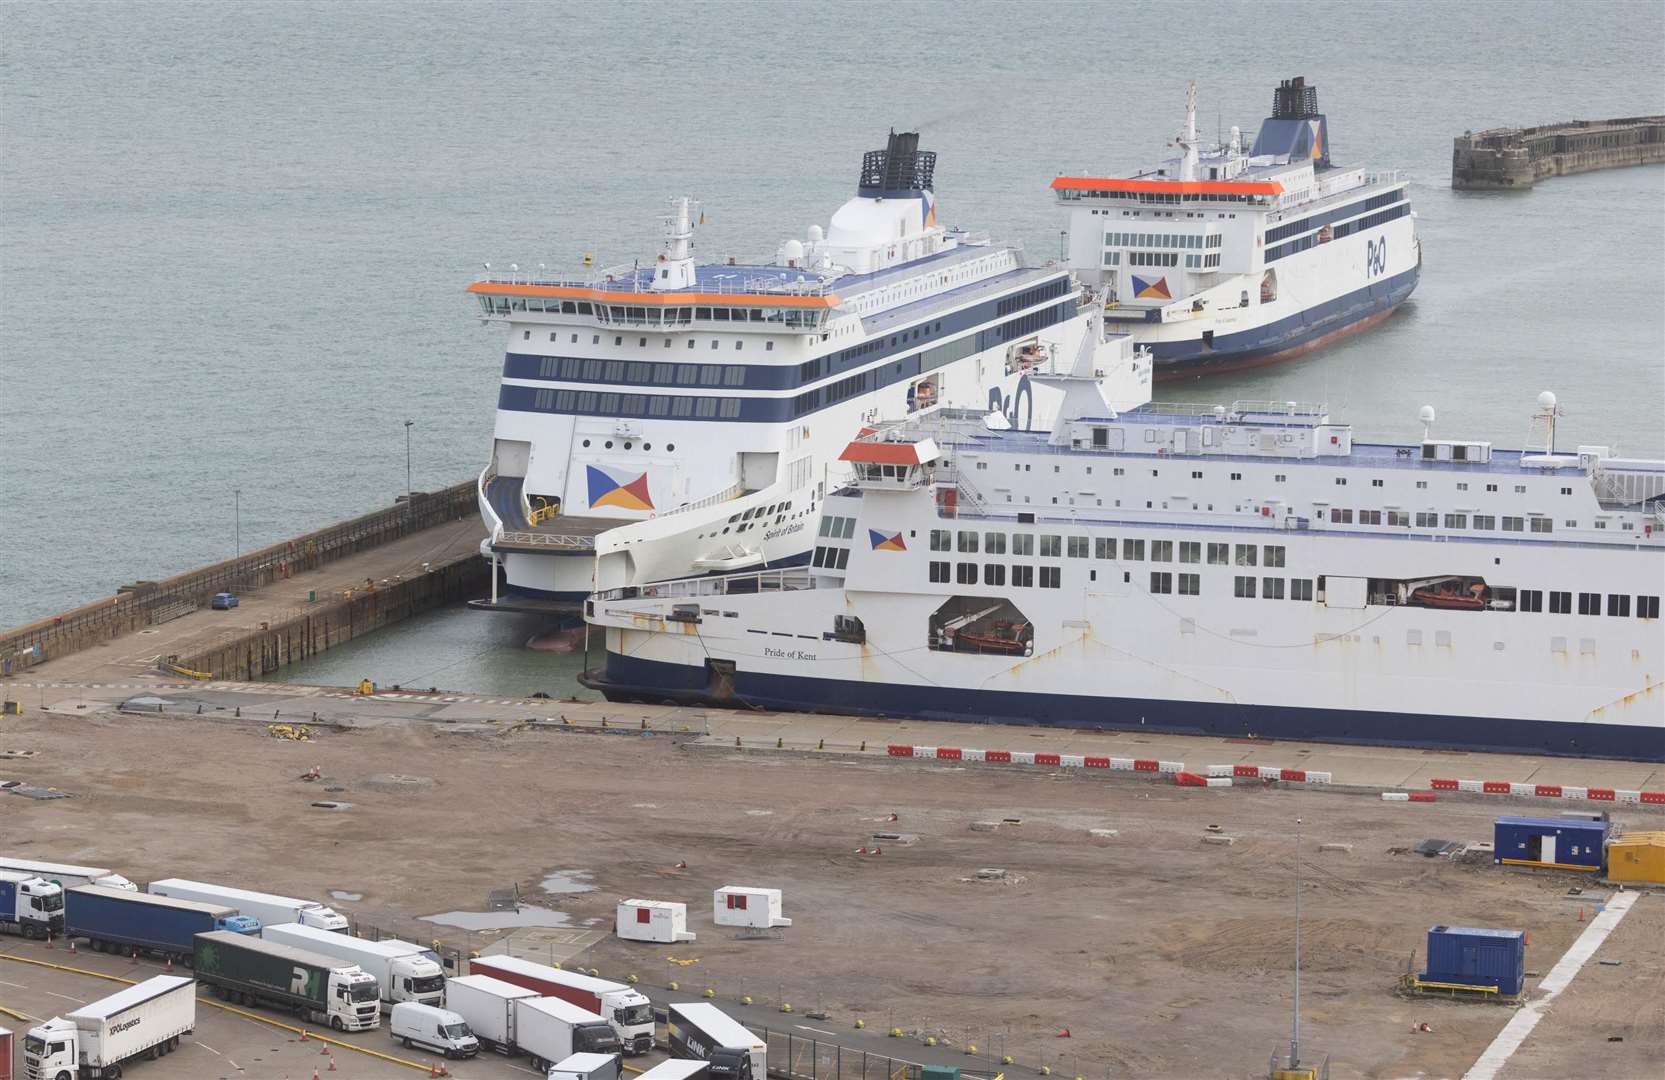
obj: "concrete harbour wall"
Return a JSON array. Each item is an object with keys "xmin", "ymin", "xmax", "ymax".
[{"xmin": 1452, "ymin": 115, "xmax": 1665, "ymax": 189}]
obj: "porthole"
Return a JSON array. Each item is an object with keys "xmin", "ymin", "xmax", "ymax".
[
  {"xmin": 643, "ymin": 443, "xmax": 651, "ymax": 451},
  {"xmin": 667, "ymin": 443, "xmax": 676, "ymax": 451},
  {"xmin": 605, "ymin": 441, "xmax": 614, "ymax": 449},
  {"xmin": 582, "ymin": 439, "xmax": 591, "ymax": 447},
  {"xmin": 624, "ymin": 442, "xmax": 633, "ymax": 450}
]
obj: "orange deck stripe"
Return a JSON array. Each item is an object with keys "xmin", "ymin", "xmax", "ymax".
[
  {"xmin": 467, "ymin": 282, "xmax": 839, "ymax": 309},
  {"xmin": 1050, "ymin": 176, "xmax": 1285, "ymax": 196}
]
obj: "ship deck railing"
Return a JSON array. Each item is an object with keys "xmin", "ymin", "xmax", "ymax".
[{"xmin": 594, "ymin": 566, "xmax": 817, "ymax": 603}]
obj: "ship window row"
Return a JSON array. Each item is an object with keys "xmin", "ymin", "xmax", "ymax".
[
  {"xmin": 930, "ymin": 529, "xmax": 1285, "ymax": 568},
  {"xmin": 997, "ymin": 277, "xmax": 1071, "ymax": 316},
  {"xmin": 1265, "ymin": 201, "xmax": 1409, "ymax": 263},
  {"xmin": 531, "ymin": 387, "xmax": 740, "ymax": 419},
  {"xmin": 1265, "ymin": 188, "xmax": 1406, "ymax": 245},
  {"xmin": 1061, "ymin": 188, "xmax": 1273, "ymax": 206},
  {"xmin": 1184, "ymin": 253, "xmax": 1222, "ymax": 270},
  {"xmin": 478, "ymin": 295, "xmax": 825, "ymax": 330},
  {"xmin": 1104, "ymin": 231, "xmax": 1221, "ymax": 250},
  {"xmin": 1328, "ymin": 507, "xmax": 1552, "ymax": 533},
  {"xmin": 533, "ymin": 355, "xmax": 750, "ymax": 387},
  {"xmin": 812, "ymin": 545, "xmax": 851, "ymax": 570},
  {"xmin": 1514, "ymin": 591, "xmax": 1658, "ymax": 619},
  {"xmin": 1231, "ymin": 576, "xmax": 1314, "ymax": 600},
  {"xmin": 1129, "ymin": 251, "xmax": 1179, "ymax": 267}
]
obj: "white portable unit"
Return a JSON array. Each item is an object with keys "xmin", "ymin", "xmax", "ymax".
[
  {"xmin": 443, "ymin": 974, "xmax": 536, "ymax": 1054},
  {"xmin": 148, "ymin": 878, "xmax": 348, "ymax": 931},
  {"xmin": 616, "ymin": 899, "xmax": 696, "ymax": 943},
  {"xmin": 261, "ymin": 922, "xmax": 445, "ymax": 1010},
  {"xmin": 712, "ymin": 887, "xmax": 791, "ymax": 929}
]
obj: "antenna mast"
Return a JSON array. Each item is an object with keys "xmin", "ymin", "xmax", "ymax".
[{"xmin": 1290, "ymin": 814, "xmax": 1303, "ymax": 1070}]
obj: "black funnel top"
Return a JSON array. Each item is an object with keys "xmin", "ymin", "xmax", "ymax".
[
  {"xmin": 857, "ymin": 130, "xmax": 936, "ymax": 197},
  {"xmin": 1271, "ymin": 76, "xmax": 1320, "ymax": 119}
]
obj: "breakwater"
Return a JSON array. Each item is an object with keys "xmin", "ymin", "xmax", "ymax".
[
  {"xmin": 1, "ymin": 482, "xmax": 482, "ymax": 677},
  {"xmin": 1452, "ymin": 115, "xmax": 1665, "ymax": 189}
]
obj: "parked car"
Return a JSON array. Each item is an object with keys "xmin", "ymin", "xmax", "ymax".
[{"xmin": 211, "ymin": 593, "xmax": 239, "ymax": 609}]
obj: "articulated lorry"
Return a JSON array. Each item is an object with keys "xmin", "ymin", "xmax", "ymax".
[
  {"xmin": 0, "ymin": 871, "xmax": 64, "ymax": 940},
  {"xmin": 63, "ymin": 887, "xmax": 257, "ymax": 963},
  {"xmin": 23, "ymin": 974, "xmax": 194, "ymax": 1080},
  {"xmin": 666, "ymin": 1003, "xmax": 763, "ymax": 1080},
  {"xmin": 260, "ymin": 922, "xmax": 444, "ymax": 1011},
  {"xmin": 191, "ymin": 930, "xmax": 380, "ymax": 1031},
  {"xmin": 0, "ymin": 858, "xmax": 134, "ymax": 892},
  {"xmin": 146, "ymin": 879, "xmax": 348, "ymax": 932},
  {"xmin": 442, "ymin": 975, "xmax": 536, "ymax": 1056},
  {"xmin": 469, "ymin": 955, "xmax": 653, "ymax": 1053}
]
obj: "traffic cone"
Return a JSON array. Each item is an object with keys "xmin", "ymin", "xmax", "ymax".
[
  {"xmin": 1578, "ymin": 907, "xmax": 1585, "ymax": 922},
  {"xmin": 313, "ymin": 1070, "xmax": 321, "ymax": 1080},
  {"xmin": 1056, "ymin": 1028, "xmax": 1071, "ymax": 1038},
  {"xmin": 300, "ymin": 1028, "xmax": 309, "ymax": 1041},
  {"xmin": 166, "ymin": 955, "xmax": 173, "ymax": 972},
  {"xmin": 46, "ymin": 932, "xmax": 53, "ymax": 949},
  {"xmin": 69, "ymin": 939, "xmax": 77, "ymax": 954},
  {"xmin": 328, "ymin": 1055, "xmax": 337, "ymax": 1071}
]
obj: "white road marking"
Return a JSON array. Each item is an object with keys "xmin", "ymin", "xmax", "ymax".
[
  {"xmin": 1462, "ymin": 890, "xmax": 1639, "ymax": 1080},
  {"xmin": 507, "ymin": 1065, "xmax": 542, "ymax": 1076},
  {"xmin": 0, "ymin": 977, "xmax": 28, "ymax": 988},
  {"xmin": 45, "ymin": 990, "xmax": 86, "ymax": 1003},
  {"xmin": 795, "ymin": 1024, "xmax": 837, "ymax": 1036},
  {"xmin": 196, "ymin": 1041, "xmax": 222, "ymax": 1056}
]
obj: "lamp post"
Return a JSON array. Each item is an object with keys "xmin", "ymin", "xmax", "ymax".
[
  {"xmin": 233, "ymin": 487, "xmax": 241, "ymax": 593},
  {"xmin": 404, "ymin": 419, "xmax": 414, "ymax": 519}
]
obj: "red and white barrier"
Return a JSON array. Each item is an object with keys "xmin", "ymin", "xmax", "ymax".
[
  {"xmin": 884, "ymin": 743, "xmax": 1186, "ymax": 777},
  {"xmin": 1429, "ymin": 777, "xmax": 1665, "ymax": 804},
  {"xmin": 1202, "ymin": 763, "xmax": 1332, "ymax": 786}
]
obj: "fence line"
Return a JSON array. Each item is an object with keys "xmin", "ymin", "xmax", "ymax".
[{"xmin": 0, "ymin": 481, "xmax": 477, "ymax": 673}]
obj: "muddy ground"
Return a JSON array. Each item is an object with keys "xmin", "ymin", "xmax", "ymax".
[{"xmin": 2, "ymin": 709, "xmax": 1660, "ymax": 1079}]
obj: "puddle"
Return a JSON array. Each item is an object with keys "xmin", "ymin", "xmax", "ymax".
[
  {"xmin": 128, "ymin": 696, "xmax": 175, "ymax": 707},
  {"xmin": 329, "ymin": 890, "xmax": 364, "ymax": 902},
  {"xmin": 540, "ymin": 870, "xmax": 596, "ymax": 895},
  {"xmin": 421, "ymin": 905, "xmax": 575, "ymax": 931},
  {"xmin": 745, "ymin": 809, "xmax": 773, "ymax": 816},
  {"xmin": 632, "ymin": 803, "xmax": 659, "ymax": 809}
]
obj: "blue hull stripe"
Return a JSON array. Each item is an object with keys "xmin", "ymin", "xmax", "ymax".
[
  {"xmin": 592, "ymin": 652, "xmax": 1665, "ymax": 763},
  {"xmin": 1148, "ymin": 264, "xmax": 1419, "ymax": 370}
]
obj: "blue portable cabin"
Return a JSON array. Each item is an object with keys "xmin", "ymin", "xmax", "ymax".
[
  {"xmin": 65, "ymin": 884, "xmax": 260, "ymax": 961},
  {"xmin": 1422, "ymin": 926, "xmax": 1525, "ymax": 995},
  {"xmin": 1493, "ymin": 816, "xmax": 1608, "ymax": 872}
]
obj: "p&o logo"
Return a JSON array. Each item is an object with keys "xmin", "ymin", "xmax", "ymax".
[{"xmin": 1365, "ymin": 237, "xmax": 1388, "ymax": 278}]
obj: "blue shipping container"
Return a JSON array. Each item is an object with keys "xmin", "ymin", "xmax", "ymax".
[
  {"xmin": 65, "ymin": 885, "xmax": 258, "ymax": 958},
  {"xmin": 1493, "ymin": 816, "xmax": 1608, "ymax": 872},
  {"xmin": 1422, "ymin": 925, "xmax": 1525, "ymax": 995}
]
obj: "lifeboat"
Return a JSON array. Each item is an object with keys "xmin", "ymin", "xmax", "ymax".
[
  {"xmin": 956, "ymin": 620, "xmax": 1033, "ymax": 655},
  {"xmin": 1409, "ymin": 582, "xmax": 1488, "ymax": 611}
]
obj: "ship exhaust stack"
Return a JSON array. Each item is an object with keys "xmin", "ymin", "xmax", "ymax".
[
  {"xmin": 1252, "ymin": 76, "xmax": 1330, "ymax": 167},
  {"xmin": 858, "ymin": 130, "xmax": 936, "ymax": 197}
]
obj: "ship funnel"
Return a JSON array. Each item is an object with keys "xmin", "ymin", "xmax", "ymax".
[
  {"xmin": 1272, "ymin": 76, "xmax": 1319, "ymax": 119},
  {"xmin": 858, "ymin": 130, "xmax": 937, "ymax": 197},
  {"xmin": 1252, "ymin": 76, "xmax": 1330, "ymax": 166}
]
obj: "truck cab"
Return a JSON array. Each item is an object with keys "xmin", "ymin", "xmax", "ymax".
[
  {"xmin": 332, "ymin": 969, "xmax": 383, "ymax": 1031},
  {"xmin": 602, "ymin": 991, "xmax": 654, "ymax": 1054},
  {"xmin": 0, "ymin": 872, "xmax": 65, "ymax": 939},
  {"xmin": 23, "ymin": 1016, "xmax": 77, "ymax": 1079},
  {"xmin": 389, "ymin": 952, "xmax": 447, "ymax": 1008},
  {"xmin": 217, "ymin": 914, "xmax": 260, "ymax": 935},
  {"xmin": 706, "ymin": 1047, "xmax": 755, "ymax": 1080}
]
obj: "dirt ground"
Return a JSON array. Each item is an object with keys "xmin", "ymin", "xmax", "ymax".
[{"xmin": 3, "ymin": 708, "xmax": 1661, "ymax": 1080}]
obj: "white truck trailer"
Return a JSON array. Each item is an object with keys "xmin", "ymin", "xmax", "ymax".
[
  {"xmin": 468, "ymin": 955, "xmax": 654, "ymax": 1054},
  {"xmin": 0, "ymin": 858, "xmax": 135, "ymax": 892},
  {"xmin": 442, "ymin": 975, "xmax": 537, "ymax": 1056},
  {"xmin": 548, "ymin": 1051, "xmax": 623, "ymax": 1080},
  {"xmin": 146, "ymin": 879, "xmax": 348, "ymax": 932},
  {"xmin": 259, "ymin": 922, "xmax": 444, "ymax": 1011},
  {"xmin": 514, "ymin": 998, "xmax": 620, "ymax": 1073},
  {"xmin": 666, "ymin": 1003, "xmax": 765, "ymax": 1080},
  {"xmin": 635, "ymin": 1061, "xmax": 713, "ymax": 1080},
  {"xmin": 23, "ymin": 974, "xmax": 194, "ymax": 1080}
]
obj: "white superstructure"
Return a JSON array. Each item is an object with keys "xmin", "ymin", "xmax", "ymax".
[
  {"xmin": 469, "ymin": 131, "xmax": 1149, "ymax": 606},
  {"xmin": 584, "ymin": 392, "xmax": 1665, "ymax": 761},
  {"xmin": 1057, "ymin": 76, "xmax": 1420, "ymax": 378}
]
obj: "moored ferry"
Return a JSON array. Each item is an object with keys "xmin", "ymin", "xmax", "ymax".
[
  {"xmin": 1058, "ymin": 77, "xmax": 1421, "ymax": 379},
  {"xmin": 468, "ymin": 132, "xmax": 1149, "ymax": 607},
  {"xmin": 583, "ymin": 392, "xmax": 1665, "ymax": 761}
]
